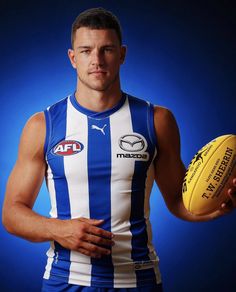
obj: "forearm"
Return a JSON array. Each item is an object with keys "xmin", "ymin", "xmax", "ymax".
[
  {"xmin": 169, "ymin": 195, "xmax": 222, "ymax": 222},
  {"xmin": 2, "ymin": 202, "xmax": 59, "ymax": 242},
  {"xmin": 2, "ymin": 203, "xmax": 114, "ymax": 258}
]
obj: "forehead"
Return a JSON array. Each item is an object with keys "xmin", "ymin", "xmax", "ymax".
[{"xmin": 74, "ymin": 27, "xmax": 120, "ymax": 46}]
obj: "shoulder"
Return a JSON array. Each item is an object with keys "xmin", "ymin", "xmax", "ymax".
[
  {"xmin": 23, "ymin": 112, "xmax": 45, "ymax": 136},
  {"xmin": 25, "ymin": 111, "xmax": 45, "ymax": 126},
  {"xmin": 153, "ymin": 106, "xmax": 180, "ymax": 151},
  {"xmin": 154, "ymin": 106, "xmax": 176, "ymax": 126},
  {"xmin": 19, "ymin": 112, "xmax": 46, "ymax": 159}
]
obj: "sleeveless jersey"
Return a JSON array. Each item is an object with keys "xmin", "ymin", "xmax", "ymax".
[{"xmin": 43, "ymin": 92, "xmax": 161, "ymax": 288}]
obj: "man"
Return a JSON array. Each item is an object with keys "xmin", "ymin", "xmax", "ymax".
[{"xmin": 2, "ymin": 7, "xmax": 236, "ymax": 292}]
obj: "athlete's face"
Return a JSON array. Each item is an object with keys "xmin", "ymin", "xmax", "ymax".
[{"xmin": 68, "ymin": 27, "xmax": 126, "ymax": 92}]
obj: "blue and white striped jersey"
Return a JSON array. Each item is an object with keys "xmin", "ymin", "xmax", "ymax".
[{"xmin": 43, "ymin": 92, "xmax": 161, "ymax": 288}]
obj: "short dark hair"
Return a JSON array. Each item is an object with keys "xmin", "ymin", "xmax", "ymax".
[{"xmin": 71, "ymin": 7, "xmax": 122, "ymax": 47}]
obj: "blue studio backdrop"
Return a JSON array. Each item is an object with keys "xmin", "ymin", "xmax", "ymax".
[{"xmin": 0, "ymin": 1, "xmax": 235, "ymax": 291}]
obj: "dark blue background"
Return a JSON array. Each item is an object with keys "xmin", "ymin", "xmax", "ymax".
[{"xmin": 1, "ymin": 1, "xmax": 235, "ymax": 291}]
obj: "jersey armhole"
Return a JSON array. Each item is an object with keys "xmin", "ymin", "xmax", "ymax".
[
  {"xmin": 147, "ymin": 103, "xmax": 158, "ymax": 149},
  {"xmin": 43, "ymin": 109, "xmax": 51, "ymax": 157}
]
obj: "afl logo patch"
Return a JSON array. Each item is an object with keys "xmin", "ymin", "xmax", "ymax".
[{"xmin": 52, "ymin": 140, "xmax": 84, "ymax": 156}]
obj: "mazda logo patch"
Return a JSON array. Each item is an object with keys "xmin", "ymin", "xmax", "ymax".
[{"xmin": 119, "ymin": 134, "xmax": 145, "ymax": 152}]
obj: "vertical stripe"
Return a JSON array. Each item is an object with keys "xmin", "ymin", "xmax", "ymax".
[
  {"xmin": 64, "ymin": 99, "xmax": 92, "ymax": 284},
  {"xmin": 64, "ymin": 99, "xmax": 90, "ymax": 219},
  {"xmin": 128, "ymin": 97, "xmax": 157, "ymax": 286},
  {"xmin": 87, "ymin": 117, "xmax": 114, "ymax": 286},
  {"xmin": 147, "ymin": 103, "xmax": 158, "ymax": 147},
  {"xmin": 46, "ymin": 164, "xmax": 57, "ymax": 218},
  {"xmin": 144, "ymin": 157, "xmax": 156, "ymax": 253},
  {"xmin": 48, "ymin": 99, "xmax": 71, "ymax": 219},
  {"xmin": 46, "ymin": 98, "xmax": 71, "ymax": 282},
  {"xmin": 144, "ymin": 157, "xmax": 162, "ymax": 284},
  {"xmin": 109, "ymin": 98, "xmax": 137, "ymax": 287},
  {"xmin": 43, "ymin": 243, "xmax": 56, "ymax": 280}
]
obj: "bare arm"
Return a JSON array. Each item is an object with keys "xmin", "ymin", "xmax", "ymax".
[
  {"xmin": 2, "ymin": 112, "xmax": 51, "ymax": 240},
  {"xmin": 153, "ymin": 106, "xmax": 236, "ymax": 222},
  {"xmin": 2, "ymin": 112, "xmax": 113, "ymax": 257}
]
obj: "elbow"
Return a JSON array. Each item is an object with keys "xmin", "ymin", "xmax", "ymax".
[
  {"xmin": 2, "ymin": 215, "xmax": 11, "ymax": 234},
  {"xmin": 165, "ymin": 195, "xmax": 187, "ymax": 220},
  {"xmin": 2, "ymin": 206, "xmax": 16, "ymax": 235}
]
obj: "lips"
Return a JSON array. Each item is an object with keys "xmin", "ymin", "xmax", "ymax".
[{"xmin": 89, "ymin": 71, "xmax": 106, "ymax": 74}]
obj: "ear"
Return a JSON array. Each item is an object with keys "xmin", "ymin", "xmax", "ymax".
[
  {"xmin": 68, "ymin": 49, "xmax": 77, "ymax": 69},
  {"xmin": 120, "ymin": 45, "xmax": 127, "ymax": 64}
]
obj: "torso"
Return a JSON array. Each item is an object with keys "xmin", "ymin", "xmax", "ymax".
[{"xmin": 43, "ymin": 92, "xmax": 161, "ymax": 288}]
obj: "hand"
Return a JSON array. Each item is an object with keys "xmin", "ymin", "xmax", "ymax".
[
  {"xmin": 52, "ymin": 217, "xmax": 114, "ymax": 258},
  {"xmin": 220, "ymin": 176, "xmax": 236, "ymax": 214}
]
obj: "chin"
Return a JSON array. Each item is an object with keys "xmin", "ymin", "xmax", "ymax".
[
  {"xmin": 79, "ymin": 76, "xmax": 117, "ymax": 92},
  {"xmin": 90, "ymin": 82, "xmax": 112, "ymax": 92}
]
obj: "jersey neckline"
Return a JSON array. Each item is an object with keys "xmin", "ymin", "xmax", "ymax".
[{"xmin": 70, "ymin": 92, "xmax": 127, "ymax": 119}]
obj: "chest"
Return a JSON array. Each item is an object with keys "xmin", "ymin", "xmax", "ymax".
[{"xmin": 47, "ymin": 116, "xmax": 153, "ymax": 180}]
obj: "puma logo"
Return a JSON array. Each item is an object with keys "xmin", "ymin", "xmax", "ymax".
[{"xmin": 91, "ymin": 124, "xmax": 107, "ymax": 135}]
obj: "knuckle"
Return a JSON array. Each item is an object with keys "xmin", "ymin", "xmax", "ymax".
[
  {"xmin": 79, "ymin": 222, "xmax": 85, "ymax": 229},
  {"xmin": 97, "ymin": 229, "xmax": 103, "ymax": 236},
  {"xmin": 77, "ymin": 238, "xmax": 83, "ymax": 245},
  {"xmin": 77, "ymin": 230, "xmax": 84, "ymax": 239},
  {"xmin": 79, "ymin": 223, "xmax": 87, "ymax": 233},
  {"xmin": 90, "ymin": 245, "xmax": 97, "ymax": 252},
  {"xmin": 79, "ymin": 232, "xmax": 86, "ymax": 240},
  {"xmin": 71, "ymin": 243, "xmax": 79, "ymax": 250},
  {"xmin": 79, "ymin": 249, "xmax": 89, "ymax": 256},
  {"xmin": 73, "ymin": 239, "xmax": 82, "ymax": 249},
  {"xmin": 98, "ymin": 238, "xmax": 106, "ymax": 245},
  {"xmin": 93, "ymin": 235, "xmax": 101, "ymax": 242}
]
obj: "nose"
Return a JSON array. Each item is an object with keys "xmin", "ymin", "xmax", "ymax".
[{"xmin": 91, "ymin": 49, "xmax": 104, "ymax": 66}]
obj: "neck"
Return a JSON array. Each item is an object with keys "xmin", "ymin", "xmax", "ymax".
[{"xmin": 75, "ymin": 81, "xmax": 122, "ymax": 113}]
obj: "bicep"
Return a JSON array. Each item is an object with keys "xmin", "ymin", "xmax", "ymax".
[
  {"xmin": 154, "ymin": 107, "xmax": 186, "ymax": 210},
  {"xmin": 5, "ymin": 157, "xmax": 46, "ymax": 208},
  {"xmin": 4, "ymin": 112, "xmax": 46, "ymax": 209}
]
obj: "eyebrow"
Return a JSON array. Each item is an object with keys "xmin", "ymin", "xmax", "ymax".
[{"xmin": 77, "ymin": 44, "xmax": 117, "ymax": 50}]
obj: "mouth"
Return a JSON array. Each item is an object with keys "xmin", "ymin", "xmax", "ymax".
[
  {"xmin": 89, "ymin": 71, "xmax": 107, "ymax": 79},
  {"xmin": 89, "ymin": 71, "xmax": 106, "ymax": 74}
]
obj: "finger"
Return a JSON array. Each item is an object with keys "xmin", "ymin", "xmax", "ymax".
[
  {"xmin": 77, "ymin": 247, "xmax": 101, "ymax": 259},
  {"xmin": 85, "ymin": 233, "xmax": 115, "ymax": 247},
  {"xmin": 78, "ymin": 217, "xmax": 104, "ymax": 226},
  {"xmin": 228, "ymin": 187, "xmax": 236, "ymax": 197},
  {"xmin": 233, "ymin": 178, "xmax": 236, "ymax": 186},
  {"xmin": 80, "ymin": 241, "xmax": 111, "ymax": 256},
  {"xmin": 220, "ymin": 199, "xmax": 233, "ymax": 213},
  {"xmin": 77, "ymin": 217, "xmax": 114, "ymax": 238},
  {"xmin": 88, "ymin": 224, "xmax": 113, "ymax": 239},
  {"xmin": 227, "ymin": 187, "xmax": 236, "ymax": 207}
]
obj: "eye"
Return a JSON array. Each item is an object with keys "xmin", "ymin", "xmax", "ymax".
[
  {"xmin": 80, "ymin": 50, "xmax": 91, "ymax": 54},
  {"xmin": 104, "ymin": 48, "xmax": 113, "ymax": 52}
]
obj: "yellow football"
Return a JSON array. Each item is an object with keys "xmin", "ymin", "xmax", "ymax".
[{"xmin": 182, "ymin": 134, "xmax": 236, "ymax": 215}]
